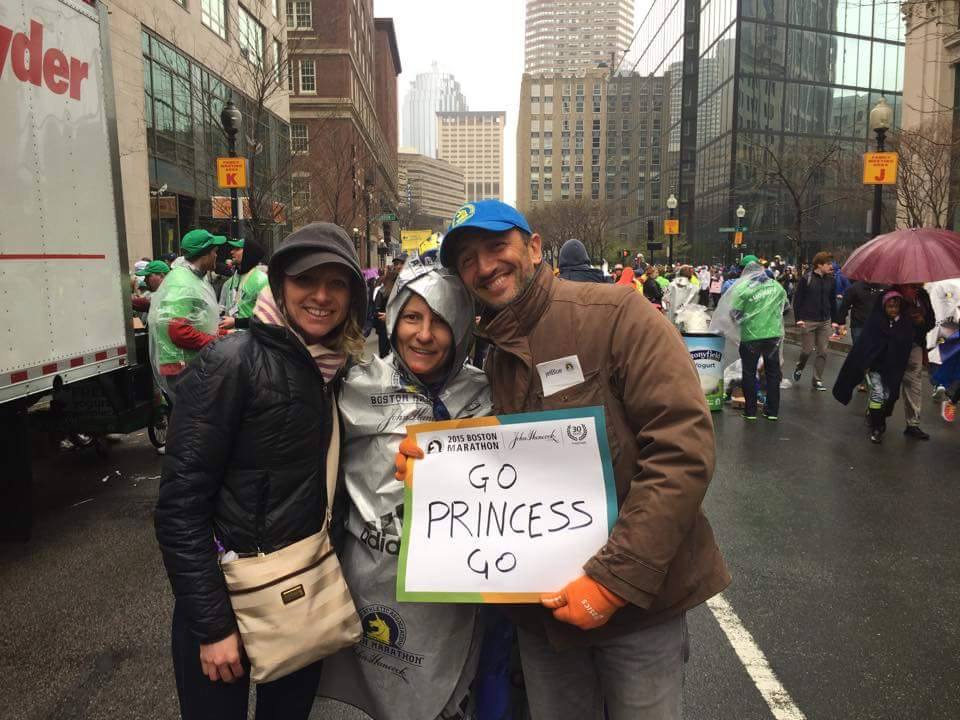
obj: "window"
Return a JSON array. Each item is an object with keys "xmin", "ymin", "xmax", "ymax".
[
  {"xmin": 272, "ymin": 0, "xmax": 279, "ymax": 17},
  {"xmin": 287, "ymin": 1, "xmax": 312, "ymax": 28},
  {"xmin": 238, "ymin": 6, "xmax": 264, "ymax": 66},
  {"xmin": 201, "ymin": 0, "xmax": 227, "ymax": 39},
  {"xmin": 292, "ymin": 176, "xmax": 311, "ymax": 208},
  {"xmin": 299, "ymin": 59, "xmax": 315, "ymax": 92},
  {"xmin": 290, "ymin": 123, "xmax": 308, "ymax": 153},
  {"xmin": 287, "ymin": 60, "xmax": 294, "ymax": 91}
]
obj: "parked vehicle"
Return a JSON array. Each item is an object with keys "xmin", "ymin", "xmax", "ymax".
[{"xmin": 0, "ymin": 0, "xmax": 159, "ymax": 539}]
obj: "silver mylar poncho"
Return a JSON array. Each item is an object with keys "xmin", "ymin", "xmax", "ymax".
[{"xmin": 319, "ymin": 259, "xmax": 492, "ymax": 720}]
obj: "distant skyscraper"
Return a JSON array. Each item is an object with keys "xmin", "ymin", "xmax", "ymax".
[
  {"xmin": 401, "ymin": 62, "xmax": 468, "ymax": 158},
  {"xmin": 524, "ymin": 0, "xmax": 634, "ymax": 75},
  {"xmin": 437, "ymin": 111, "xmax": 506, "ymax": 201}
]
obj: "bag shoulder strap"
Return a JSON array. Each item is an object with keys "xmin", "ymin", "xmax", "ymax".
[{"xmin": 324, "ymin": 397, "xmax": 341, "ymax": 525}]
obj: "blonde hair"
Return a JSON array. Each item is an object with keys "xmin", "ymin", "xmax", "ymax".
[
  {"xmin": 275, "ymin": 286, "xmax": 366, "ymax": 363},
  {"xmin": 331, "ymin": 313, "xmax": 366, "ymax": 362}
]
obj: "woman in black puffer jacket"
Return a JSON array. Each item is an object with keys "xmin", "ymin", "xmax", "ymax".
[{"xmin": 155, "ymin": 223, "xmax": 367, "ymax": 720}]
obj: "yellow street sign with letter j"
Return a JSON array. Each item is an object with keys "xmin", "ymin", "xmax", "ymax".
[
  {"xmin": 863, "ymin": 152, "xmax": 898, "ymax": 185},
  {"xmin": 217, "ymin": 157, "xmax": 248, "ymax": 188}
]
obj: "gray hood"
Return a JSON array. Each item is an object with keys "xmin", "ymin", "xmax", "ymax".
[{"xmin": 385, "ymin": 258, "xmax": 475, "ymax": 387}]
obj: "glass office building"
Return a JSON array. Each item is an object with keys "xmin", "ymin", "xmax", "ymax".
[
  {"xmin": 627, "ymin": 0, "xmax": 904, "ymax": 262},
  {"xmin": 142, "ymin": 30, "xmax": 291, "ymax": 256},
  {"xmin": 624, "ymin": 0, "xmax": 699, "ymax": 257},
  {"xmin": 693, "ymin": 0, "xmax": 904, "ymax": 261}
]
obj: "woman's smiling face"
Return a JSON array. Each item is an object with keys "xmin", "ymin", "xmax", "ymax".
[
  {"xmin": 282, "ymin": 264, "xmax": 351, "ymax": 343},
  {"xmin": 394, "ymin": 294, "xmax": 453, "ymax": 383}
]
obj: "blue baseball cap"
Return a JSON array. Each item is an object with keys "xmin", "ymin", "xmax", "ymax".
[{"xmin": 441, "ymin": 200, "xmax": 533, "ymax": 268}]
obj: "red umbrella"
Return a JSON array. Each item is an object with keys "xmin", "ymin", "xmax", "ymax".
[{"xmin": 842, "ymin": 228, "xmax": 960, "ymax": 284}]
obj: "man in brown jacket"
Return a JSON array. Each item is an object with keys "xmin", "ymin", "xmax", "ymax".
[{"xmin": 400, "ymin": 200, "xmax": 729, "ymax": 718}]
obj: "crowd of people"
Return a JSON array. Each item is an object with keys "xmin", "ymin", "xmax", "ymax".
[
  {"xmin": 133, "ymin": 199, "xmax": 958, "ymax": 720},
  {"xmin": 556, "ymin": 238, "xmax": 959, "ymax": 442}
]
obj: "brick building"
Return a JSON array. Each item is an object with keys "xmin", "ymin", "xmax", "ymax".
[{"xmin": 288, "ymin": 0, "xmax": 401, "ymax": 267}]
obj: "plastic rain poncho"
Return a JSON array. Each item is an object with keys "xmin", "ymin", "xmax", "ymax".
[
  {"xmin": 709, "ymin": 262, "xmax": 787, "ymax": 343},
  {"xmin": 319, "ymin": 259, "xmax": 492, "ymax": 720},
  {"xmin": 663, "ymin": 276, "xmax": 699, "ymax": 325},
  {"xmin": 926, "ymin": 279, "xmax": 960, "ymax": 364},
  {"xmin": 147, "ymin": 264, "xmax": 220, "ymax": 397}
]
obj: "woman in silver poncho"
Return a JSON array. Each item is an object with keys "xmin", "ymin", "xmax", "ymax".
[{"xmin": 319, "ymin": 259, "xmax": 492, "ymax": 719}]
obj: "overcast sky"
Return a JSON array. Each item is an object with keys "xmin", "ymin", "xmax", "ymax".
[{"xmin": 374, "ymin": 0, "xmax": 526, "ymax": 205}]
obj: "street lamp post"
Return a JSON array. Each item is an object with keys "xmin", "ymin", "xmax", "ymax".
[
  {"xmin": 219, "ymin": 98, "xmax": 242, "ymax": 241},
  {"xmin": 666, "ymin": 193, "xmax": 678, "ymax": 267},
  {"xmin": 352, "ymin": 227, "xmax": 360, "ymax": 255},
  {"xmin": 736, "ymin": 204, "xmax": 746, "ymax": 262},
  {"xmin": 869, "ymin": 97, "xmax": 893, "ymax": 238}
]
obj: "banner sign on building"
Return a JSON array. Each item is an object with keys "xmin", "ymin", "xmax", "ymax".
[
  {"xmin": 217, "ymin": 157, "xmax": 247, "ymax": 188},
  {"xmin": 401, "ymin": 229, "xmax": 434, "ymax": 252},
  {"xmin": 862, "ymin": 152, "xmax": 898, "ymax": 185}
]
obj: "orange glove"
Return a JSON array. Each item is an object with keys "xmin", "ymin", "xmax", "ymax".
[
  {"xmin": 541, "ymin": 575, "xmax": 627, "ymax": 631},
  {"xmin": 394, "ymin": 436, "xmax": 424, "ymax": 482}
]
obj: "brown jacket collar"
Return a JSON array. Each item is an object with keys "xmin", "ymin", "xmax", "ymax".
[{"xmin": 478, "ymin": 264, "xmax": 553, "ymax": 364}]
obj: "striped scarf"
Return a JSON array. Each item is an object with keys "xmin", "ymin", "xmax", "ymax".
[{"xmin": 253, "ymin": 286, "xmax": 346, "ymax": 384}]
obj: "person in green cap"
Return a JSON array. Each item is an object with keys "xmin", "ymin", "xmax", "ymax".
[
  {"xmin": 712, "ymin": 255, "xmax": 788, "ymax": 420},
  {"xmin": 219, "ymin": 238, "xmax": 269, "ymax": 331},
  {"xmin": 218, "ymin": 238, "xmax": 246, "ymax": 312},
  {"xmin": 131, "ymin": 260, "xmax": 171, "ymax": 317},
  {"xmin": 148, "ymin": 229, "xmax": 226, "ymax": 398}
]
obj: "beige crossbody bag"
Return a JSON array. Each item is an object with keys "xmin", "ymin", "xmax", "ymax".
[{"xmin": 221, "ymin": 399, "xmax": 362, "ymax": 683}]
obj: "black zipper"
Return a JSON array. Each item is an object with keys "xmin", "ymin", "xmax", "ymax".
[{"xmin": 228, "ymin": 548, "xmax": 335, "ymax": 596}]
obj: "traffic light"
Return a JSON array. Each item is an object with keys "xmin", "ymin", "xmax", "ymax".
[{"xmin": 646, "ymin": 219, "xmax": 654, "ymax": 243}]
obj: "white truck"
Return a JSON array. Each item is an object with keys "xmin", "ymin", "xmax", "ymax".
[{"xmin": 1, "ymin": 0, "xmax": 147, "ymax": 540}]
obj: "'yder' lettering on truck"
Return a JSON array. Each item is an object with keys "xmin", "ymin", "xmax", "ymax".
[{"xmin": 0, "ymin": 20, "xmax": 89, "ymax": 100}]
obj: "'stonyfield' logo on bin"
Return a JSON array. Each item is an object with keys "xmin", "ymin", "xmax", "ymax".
[
  {"xmin": 0, "ymin": 20, "xmax": 90, "ymax": 101},
  {"xmin": 689, "ymin": 349, "xmax": 723, "ymax": 363}
]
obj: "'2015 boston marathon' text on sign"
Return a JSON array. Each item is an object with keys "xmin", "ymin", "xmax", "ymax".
[{"xmin": 397, "ymin": 407, "xmax": 617, "ymax": 603}]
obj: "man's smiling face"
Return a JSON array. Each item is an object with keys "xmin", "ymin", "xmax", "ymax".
[{"xmin": 453, "ymin": 228, "xmax": 542, "ymax": 310}]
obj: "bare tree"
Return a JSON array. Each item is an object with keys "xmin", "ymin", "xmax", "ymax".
[
  {"xmin": 527, "ymin": 200, "xmax": 615, "ymax": 266},
  {"xmin": 288, "ymin": 116, "xmax": 381, "ymax": 230},
  {"xmin": 744, "ymin": 134, "xmax": 864, "ymax": 263},
  {"xmin": 892, "ymin": 115, "xmax": 960, "ymax": 228}
]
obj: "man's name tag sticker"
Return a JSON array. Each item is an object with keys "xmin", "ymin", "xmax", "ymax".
[{"xmin": 536, "ymin": 355, "xmax": 585, "ymax": 397}]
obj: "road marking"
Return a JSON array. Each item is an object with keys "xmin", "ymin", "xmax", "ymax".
[
  {"xmin": 707, "ymin": 594, "xmax": 807, "ymax": 720},
  {"xmin": 71, "ymin": 498, "xmax": 94, "ymax": 508}
]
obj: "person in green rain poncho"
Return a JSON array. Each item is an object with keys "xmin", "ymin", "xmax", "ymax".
[
  {"xmin": 219, "ymin": 238, "xmax": 269, "ymax": 331},
  {"xmin": 148, "ymin": 229, "xmax": 225, "ymax": 399},
  {"xmin": 710, "ymin": 256, "xmax": 788, "ymax": 421},
  {"xmin": 218, "ymin": 238, "xmax": 246, "ymax": 312}
]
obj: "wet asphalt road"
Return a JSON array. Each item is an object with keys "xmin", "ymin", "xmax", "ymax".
[{"xmin": 1, "ymin": 342, "xmax": 958, "ymax": 720}]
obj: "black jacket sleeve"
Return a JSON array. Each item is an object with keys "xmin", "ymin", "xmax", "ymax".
[
  {"xmin": 830, "ymin": 287, "xmax": 842, "ymax": 324},
  {"xmin": 155, "ymin": 338, "xmax": 248, "ymax": 644},
  {"xmin": 793, "ymin": 275, "xmax": 808, "ymax": 321},
  {"xmin": 838, "ymin": 284, "xmax": 857, "ymax": 326}
]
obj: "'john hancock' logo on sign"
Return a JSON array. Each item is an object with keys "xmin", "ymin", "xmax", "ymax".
[
  {"xmin": 426, "ymin": 439, "xmax": 444, "ymax": 455},
  {"xmin": 689, "ymin": 349, "xmax": 723, "ymax": 363},
  {"xmin": 566, "ymin": 423, "xmax": 588, "ymax": 444}
]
